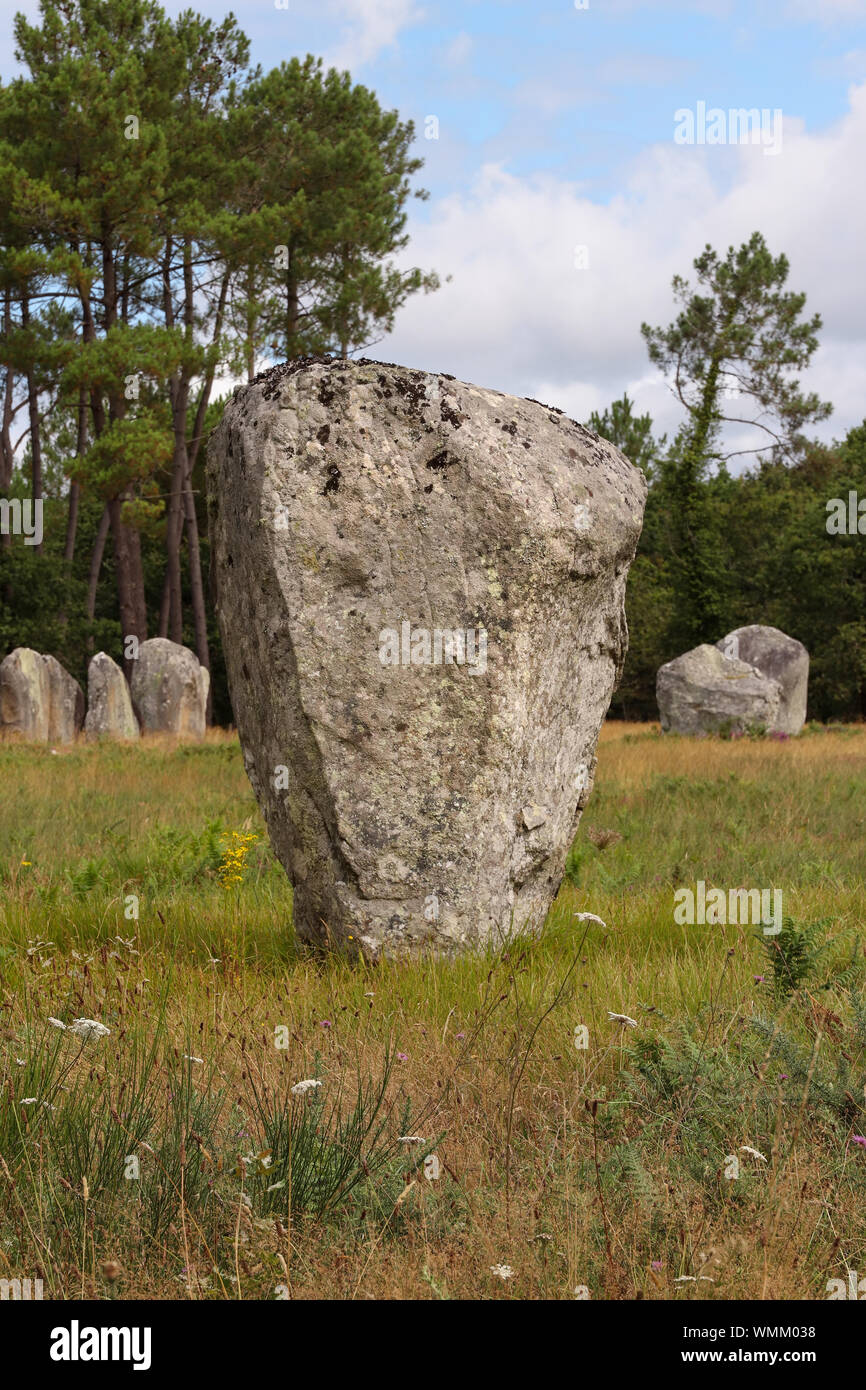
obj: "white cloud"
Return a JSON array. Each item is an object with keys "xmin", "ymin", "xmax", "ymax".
[
  {"xmin": 1, "ymin": 0, "xmax": 426, "ymax": 78},
  {"xmin": 324, "ymin": 0, "xmax": 426, "ymax": 70},
  {"xmin": 381, "ymin": 83, "xmax": 866, "ymax": 457},
  {"xmin": 445, "ymin": 31, "xmax": 473, "ymax": 67}
]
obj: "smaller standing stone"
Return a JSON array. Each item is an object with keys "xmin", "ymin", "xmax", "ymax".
[
  {"xmin": 129, "ymin": 638, "xmax": 209, "ymax": 738},
  {"xmin": 84, "ymin": 652, "xmax": 140, "ymax": 740},
  {"xmin": 657, "ymin": 643, "xmax": 782, "ymax": 735},
  {"xmin": 716, "ymin": 626, "xmax": 808, "ymax": 735},
  {"xmin": 46, "ymin": 656, "xmax": 85, "ymax": 743},
  {"xmin": 0, "ymin": 648, "xmax": 84, "ymax": 743},
  {"xmin": 0, "ymin": 648, "xmax": 46, "ymax": 740}
]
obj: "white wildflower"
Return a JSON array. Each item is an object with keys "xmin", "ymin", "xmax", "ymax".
[
  {"xmin": 47, "ymin": 1017, "xmax": 66, "ymax": 1030},
  {"xmin": 291, "ymin": 1079, "xmax": 321, "ymax": 1096},
  {"xmin": 490, "ymin": 1264, "xmax": 514, "ymax": 1280},
  {"xmin": 184, "ymin": 1055, "xmax": 204, "ymax": 1065},
  {"xmin": 397, "ymin": 1135, "xmax": 426, "ymax": 1144},
  {"xmin": 740, "ymin": 1145, "xmax": 767, "ymax": 1162},
  {"xmin": 607, "ymin": 1011, "xmax": 638, "ymax": 1029},
  {"xmin": 68, "ymin": 1018, "xmax": 110, "ymax": 1041},
  {"xmin": 574, "ymin": 912, "xmax": 608, "ymax": 929}
]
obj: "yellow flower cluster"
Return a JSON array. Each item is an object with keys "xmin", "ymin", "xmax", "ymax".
[{"xmin": 218, "ymin": 831, "xmax": 258, "ymax": 890}]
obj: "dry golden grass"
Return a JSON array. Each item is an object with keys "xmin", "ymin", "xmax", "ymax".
[{"xmin": 1, "ymin": 721, "xmax": 865, "ymax": 1300}]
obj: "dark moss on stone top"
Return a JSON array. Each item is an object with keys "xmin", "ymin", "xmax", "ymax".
[{"xmin": 244, "ymin": 356, "xmax": 598, "ymax": 438}]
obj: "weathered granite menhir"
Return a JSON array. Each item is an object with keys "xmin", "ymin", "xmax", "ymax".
[
  {"xmin": 657, "ymin": 625, "xmax": 808, "ymax": 736},
  {"xmin": 0, "ymin": 647, "xmax": 84, "ymax": 742},
  {"xmin": 129, "ymin": 638, "xmax": 209, "ymax": 738},
  {"xmin": 208, "ymin": 356, "xmax": 647, "ymax": 958},
  {"xmin": 85, "ymin": 652, "xmax": 140, "ymax": 740},
  {"xmin": 717, "ymin": 625, "xmax": 808, "ymax": 736}
]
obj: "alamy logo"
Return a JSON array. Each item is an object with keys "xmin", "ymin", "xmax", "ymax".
[
  {"xmin": 826, "ymin": 1269, "xmax": 866, "ymax": 1300},
  {"xmin": 0, "ymin": 1277, "xmax": 43, "ymax": 1300},
  {"xmin": 378, "ymin": 621, "xmax": 487, "ymax": 676},
  {"xmin": 50, "ymin": 1320, "xmax": 152, "ymax": 1371},
  {"xmin": 826, "ymin": 492, "xmax": 866, "ymax": 535},
  {"xmin": 673, "ymin": 881, "xmax": 782, "ymax": 935},
  {"xmin": 0, "ymin": 498, "xmax": 43, "ymax": 546},
  {"xmin": 674, "ymin": 101, "xmax": 783, "ymax": 156}
]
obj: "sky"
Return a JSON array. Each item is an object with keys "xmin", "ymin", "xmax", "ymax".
[{"xmin": 3, "ymin": 0, "xmax": 866, "ymax": 465}]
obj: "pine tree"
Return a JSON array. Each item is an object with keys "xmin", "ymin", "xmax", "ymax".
[{"xmin": 641, "ymin": 232, "xmax": 831, "ymax": 647}]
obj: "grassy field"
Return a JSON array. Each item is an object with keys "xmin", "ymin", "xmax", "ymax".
[{"xmin": 1, "ymin": 722, "xmax": 865, "ymax": 1300}]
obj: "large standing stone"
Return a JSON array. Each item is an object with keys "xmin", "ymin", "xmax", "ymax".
[
  {"xmin": 129, "ymin": 638, "xmax": 209, "ymax": 738},
  {"xmin": 657, "ymin": 643, "xmax": 782, "ymax": 735},
  {"xmin": 0, "ymin": 648, "xmax": 84, "ymax": 743},
  {"xmin": 207, "ymin": 356, "xmax": 647, "ymax": 958},
  {"xmin": 84, "ymin": 652, "xmax": 140, "ymax": 740},
  {"xmin": 716, "ymin": 626, "xmax": 808, "ymax": 735}
]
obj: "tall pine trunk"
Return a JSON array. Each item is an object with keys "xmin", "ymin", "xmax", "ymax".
[
  {"xmin": 20, "ymin": 294, "xmax": 43, "ymax": 552},
  {"xmin": 86, "ymin": 505, "xmax": 111, "ymax": 653},
  {"xmin": 0, "ymin": 288, "xmax": 13, "ymax": 555},
  {"xmin": 102, "ymin": 234, "xmax": 148, "ymax": 655},
  {"xmin": 63, "ymin": 388, "xmax": 88, "ymax": 568},
  {"xmin": 184, "ymin": 476, "xmax": 211, "ymax": 719}
]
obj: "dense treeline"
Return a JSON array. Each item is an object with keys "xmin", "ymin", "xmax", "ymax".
[
  {"xmin": 606, "ymin": 417, "xmax": 866, "ymax": 721},
  {"xmin": 0, "ymin": 0, "xmax": 436, "ymax": 721},
  {"xmin": 593, "ymin": 233, "xmax": 865, "ymax": 721},
  {"xmin": 1, "ymin": 2, "xmax": 863, "ymax": 725}
]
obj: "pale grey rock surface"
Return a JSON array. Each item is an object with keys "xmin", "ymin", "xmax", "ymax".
[
  {"xmin": 208, "ymin": 356, "xmax": 647, "ymax": 958},
  {"xmin": 716, "ymin": 625, "xmax": 808, "ymax": 735},
  {"xmin": 0, "ymin": 648, "xmax": 84, "ymax": 743},
  {"xmin": 657, "ymin": 643, "xmax": 782, "ymax": 735},
  {"xmin": 129, "ymin": 638, "xmax": 209, "ymax": 738},
  {"xmin": 85, "ymin": 652, "xmax": 140, "ymax": 740}
]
